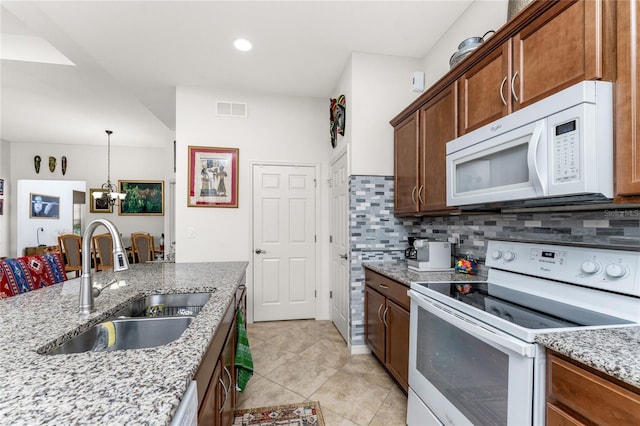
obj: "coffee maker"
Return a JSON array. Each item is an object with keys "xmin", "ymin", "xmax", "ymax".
[{"xmin": 404, "ymin": 237, "xmax": 418, "ymax": 260}]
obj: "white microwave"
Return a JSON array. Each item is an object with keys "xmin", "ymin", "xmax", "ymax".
[{"xmin": 446, "ymin": 81, "xmax": 613, "ymax": 208}]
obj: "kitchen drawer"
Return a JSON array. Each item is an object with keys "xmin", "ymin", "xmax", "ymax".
[
  {"xmin": 547, "ymin": 353, "xmax": 640, "ymax": 425},
  {"xmin": 364, "ymin": 269, "xmax": 410, "ymax": 310}
]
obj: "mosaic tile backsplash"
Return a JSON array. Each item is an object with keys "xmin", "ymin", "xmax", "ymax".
[{"xmin": 349, "ymin": 175, "xmax": 640, "ymax": 348}]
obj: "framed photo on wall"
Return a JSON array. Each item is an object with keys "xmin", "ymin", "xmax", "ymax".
[
  {"xmin": 0, "ymin": 178, "xmax": 4, "ymax": 196},
  {"xmin": 30, "ymin": 193, "xmax": 59, "ymax": 219},
  {"xmin": 118, "ymin": 180, "xmax": 164, "ymax": 216},
  {"xmin": 90, "ymin": 188, "xmax": 113, "ymax": 213},
  {"xmin": 188, "ymin": 146, "xmax": 239, "ymax": 208},
  {"xmin": 0, "ymin": 199, "xmax": 3, "ymax": 216}
]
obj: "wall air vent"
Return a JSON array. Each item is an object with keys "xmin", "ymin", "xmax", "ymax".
[{"xmin": 216, "ymin": 101, "xmax": 248, "ymax": 118}]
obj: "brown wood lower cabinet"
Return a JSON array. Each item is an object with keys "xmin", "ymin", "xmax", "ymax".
[
  {"xmin": 195, "ymin": 286, "xmax": 246, "ymax": 426},
  {"xmin": 364, "ymin": 268, "xmax": 409, "ymax": 392},
  {"xmin": 546, "ymin": 350, "xmax": 640, "ymax": 425}
]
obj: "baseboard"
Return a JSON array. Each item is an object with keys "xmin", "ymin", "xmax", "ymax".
[{"xmin": 349, "ymin": 344, "xmax": 370, "ymax": 355}]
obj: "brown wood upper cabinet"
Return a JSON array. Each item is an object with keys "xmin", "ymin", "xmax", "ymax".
[
  {"xmin": 394, "ymin": 83, "xmax": 459, "ymax": 216},
  {"xmin": 458, "ymin": 0, "xmax": 615, "ymax": 135},
  {"xmin": 615, "ymin": 0, "xmax": 640, "ymax": 199}
]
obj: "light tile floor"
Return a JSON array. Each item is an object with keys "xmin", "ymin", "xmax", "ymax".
[{"xmin": 236, "ymin": 319, "xmax": 408, "ymax": 426}]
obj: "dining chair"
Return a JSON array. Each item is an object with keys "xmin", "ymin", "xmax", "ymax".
[
  {"xmin": 92, "ymin": 233, "xmax": 113, "ymax": 271},
  {"xmin": 131, "ymin": 232, "xmax": 156, "ymax": 263},
  {"xmin": 57, "ymin": 234, "xmax": 83, "ymax": 277}
]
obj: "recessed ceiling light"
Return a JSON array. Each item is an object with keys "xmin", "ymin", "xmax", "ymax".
[{"xmin": 234, "ymin": 38, "xmax": 252, "ymax": 52}]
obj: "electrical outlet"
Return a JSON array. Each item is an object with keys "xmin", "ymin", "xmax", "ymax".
[{"xmin": 187, "ymin": 227, "xmax": 195, "ymax": 238}]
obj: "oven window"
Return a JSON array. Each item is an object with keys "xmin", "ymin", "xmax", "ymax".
[{"xmin": 416, "ymin": 307, "xmax": 509, "ymax": 425}]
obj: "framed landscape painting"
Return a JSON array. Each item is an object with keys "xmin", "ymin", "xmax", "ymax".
[
  {"xmin": 117, "ymin": 180, "xmax": 164, "ymax": 216},
  {"xmin": 90, "ymin": 188, "xmax": 113, "ymax": 213},
  {"xmin": 188, "ymin": 146, "xmax": 239, "ymax": 208}
]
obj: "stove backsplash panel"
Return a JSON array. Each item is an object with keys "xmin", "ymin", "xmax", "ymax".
[{"xmin": 348, "ymin": 175, "xmax": 640, "ymax": 347}]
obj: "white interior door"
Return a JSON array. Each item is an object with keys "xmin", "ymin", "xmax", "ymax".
[
  {"xmin": 330, "ymin": 152, "xmax": 349, "ymax": 342},
  {"xmin": 253, "ymin": 164, "xmax": 316, "ymax": 321}
]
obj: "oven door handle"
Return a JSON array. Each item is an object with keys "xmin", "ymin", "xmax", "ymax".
[{"xmin": 409, "ymin": 290, "xmax": 537, "ymax": 358}]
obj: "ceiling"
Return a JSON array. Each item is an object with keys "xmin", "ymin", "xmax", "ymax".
[{"xmin": 1, "ymin": 1, "xmax": 473, "ymax": 148}]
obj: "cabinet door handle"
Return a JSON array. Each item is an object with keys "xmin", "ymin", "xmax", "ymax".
[
  {"xmin": 511, "ymin": 71, "xmax": 519, "ymax": 102},
  {"xmin": 382, "ymin": 307, "xmax": 389, "ymax": 327},
  {"xmin": 377, "ymin": 304, "xmax": 384, "ymax": 322},
  {"xmin": 418, "ymin": 185, "xmax": 425, "ymax": 205},
  {"xmin": 499, "ymin": 76, "xmax": 508, "ymax": 106},
  {"xmin": 411, "ymin": 186, "xmax": 417, "ymax": 205},
  {"xmin": 378, "ymin": 283, "xmax": 389, "ymax": 289},
  {"xmin": 339, "ymin": 253, "xmax": 348, "ymax": 260},
  {"xmin": 218, "ymin": 376, "xmax": 229, "ymax": 413}
]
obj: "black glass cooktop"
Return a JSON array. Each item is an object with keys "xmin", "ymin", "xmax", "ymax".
[{"xmin": 413, "ymin": 281, "xmax": 633, "ymax": 331}]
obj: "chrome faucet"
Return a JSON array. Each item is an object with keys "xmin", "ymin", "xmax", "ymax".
[{"xmin": 79, "ymin": 218, "xmax": 130, "ymax": 315}]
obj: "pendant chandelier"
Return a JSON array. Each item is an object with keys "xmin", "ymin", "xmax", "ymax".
[{"xmin": 92, "ymin": 130, "xmax": 126, "ymax": 206}]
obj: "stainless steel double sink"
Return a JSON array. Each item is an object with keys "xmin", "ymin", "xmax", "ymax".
[{"xmin": 46, "ymin": 292, "xmax": 213, "ymax": 355}]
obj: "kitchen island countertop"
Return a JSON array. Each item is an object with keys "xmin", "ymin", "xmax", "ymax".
[{"xmin": 0, "ymin": 261, "xmax": 247, "ymax": 425}]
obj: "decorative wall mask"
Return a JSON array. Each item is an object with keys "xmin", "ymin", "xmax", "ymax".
[
  {"xmin": 329, "ymin": 98, "xmax": 338, "ymax": 148},
  {"xmin": 329, "ymin": 95, "xmax": 347, "ymax": 148},
  {"xmin": 61, "ymin": 156, "xmax": 67, "ymax": 175},
  {"xmin": 48, "ymin": 156, "xmax": 56, "ymax": 173},
  {"xmin": 34, "ymin": 155, "xmax": 41, "ymax": 174}
]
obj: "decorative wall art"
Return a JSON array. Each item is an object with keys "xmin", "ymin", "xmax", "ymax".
[
  {"xmin": 61, "ymin": 156, "xmax": 67, "ymax": 175},
  {"xmin": 0, "ymin": 199, "xmax": 3, "ymax": 216},
  {"xmin": 188, "ymin": 146, "xmax": 239, "ymax": 208},
  {"xmin": 30, "ymin": 193, "xmax": 60, "ymax": 219},
  {"xmin": 48, "ymin": 156, "xmax": 56, "ymax": 173},
  {"xmin": 34, "ymin": 156, "xmax": 41, "ymax": 174},
  {"xmin": 89, "ymin": 187, "xmax": 113, "ymax": 213},
  {"xmin": 329, "ymin": 95, "xmax": 346, "ymax": 148},
  {"xmin": 0, "ymin": 178, "xmax": 4, "ymax": 196},
  {"xmin": 117, "ymin": 180, "xmax": 164, "ymax": 216}
]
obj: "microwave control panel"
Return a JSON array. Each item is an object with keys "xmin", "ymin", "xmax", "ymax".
[{"xmin": 553, "ymin": 119, "xmax": 580, "ymax": 183}]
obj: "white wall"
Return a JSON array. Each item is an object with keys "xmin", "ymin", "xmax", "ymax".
[
  {"xmin": 0, "ymin": 139, "xmax": 10, "ymax": 258},
  {"xmin": 175, "ymin": 87, "xmax": 332, "ymax": 320},
  {"xmin": 422, "ymin": 0, "xmax": 509, "ymax": 88},
  {"xmin": 16, "ymin": 179, "xmax": 85, "ymax": 256},
  {"xmin": 8, "ymin": 141, "xmax": 173, "ymax": 255},
  {"xmin": 350, "ymin": 53, "xmax": 424, "ymax": 176}
]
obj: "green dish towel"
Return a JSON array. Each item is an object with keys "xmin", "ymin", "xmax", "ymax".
[{"xmin": 235, "ymin": 308, "xmax": 253, "ymax": 392}]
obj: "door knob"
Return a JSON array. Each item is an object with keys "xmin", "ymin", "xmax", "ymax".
[
  {"xmin": 255, "ymin": 249, "xmax": 267, "ymax": 254},
  {"xmin": 339, "ymin": 253, "xmax": 348, "ymax": 259}
]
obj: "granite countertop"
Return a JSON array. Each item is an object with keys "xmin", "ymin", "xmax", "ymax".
[
  {"xmin": 363, "ymin": 260, "xmax": 487, "ymax": 286},
  {"xmin": 536, "ymin": 327, "xmax": 640, "ymax": 389},
  {"xmin": 0, "ymin": 261, "xmax": 248, "ymax": 425},
  {"xmin": 365, "ymin": 261, "xmax": 640, "ymax": 390}
]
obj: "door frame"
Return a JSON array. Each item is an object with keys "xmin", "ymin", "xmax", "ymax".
[
  {"xmin": 329, "ymin": 148, "xmax": 350, "ymax": 342},
  {"xmin": 249, "ymin": 160, "xmax": 322, "ymax": 324}
]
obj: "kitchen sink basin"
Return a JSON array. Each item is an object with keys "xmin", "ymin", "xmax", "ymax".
[
  {"xmin": 46, "ymin": 316, "xmax": 194, "ymax": 355},
  {"xmin": 111, "ymin": 292, "xmax": 213, "ymax": 318}
]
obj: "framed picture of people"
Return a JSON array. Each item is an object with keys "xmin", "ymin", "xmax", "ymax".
[
  {"xmin": 90, "ymin": 188, "xmax": 113, "ymax": 213},
  {"xmin": 0, "ymin": 178, "xmax": 4, "ymax": 196},
  {"xmin": 187, "ymin": 146, "xmax": 239, "ymax": 208},
  {"xmin": 30, "ymin": 193, "xmax": 60, "ymax": 219}
]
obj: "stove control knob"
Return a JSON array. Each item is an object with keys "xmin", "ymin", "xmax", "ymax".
[
  {"xmin": 491, "ymin": 250, "xmax": 502, "ymax": 260},
  {"xmin": 503, "ymin": 251, "xmax": 516, "ymax": 261},
  {"xmin": 580, "ymin": 260, "xmax": 601, "ymax": 275},
  {"xmin": 605, "ymin": 263, "xmax": 628, "ymax": 279}
]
